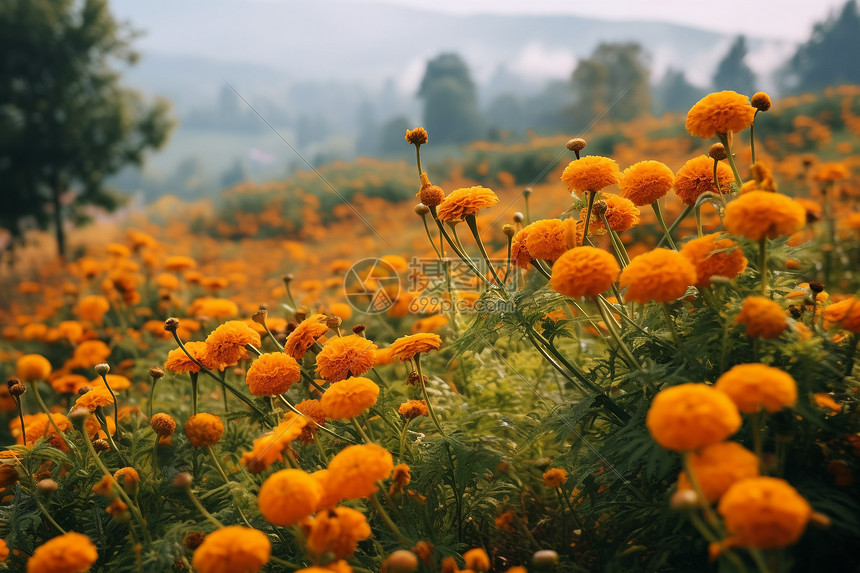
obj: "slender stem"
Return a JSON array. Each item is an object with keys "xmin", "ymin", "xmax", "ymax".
[
  {"xmin": 751, "ymin": 411, "xmax": 764, "ymax": 474},
  {"xmin": 34, "ymin": 495, "xmax": 67, "ymax": 534},
  {"xmin": 759, "ymin": 238, "xmax": 768, "ymax": 295},
  {"xmin": 350, "ymin": 417, "xmax": 373, "ymax": 444},
  {"xmin": 695, "ymin": 205, "xmax": 703, "ymax": 237},
  {"xmin": 661, "ymin": 303, "xmax": 682, "ymax": 347},
  {"xmin": 465, "ymin": 214, "xmax": 503, "ymax": 285},
  {"xmin": 428, "ymin": 207, "xmax": 492, "ymax": 287},
  {"xmin": 503, "ymin": 233, "xmax": 513, "ymax": 285},
  {"xmin": 98, "ymin": 373, "xmax": 121, "ymax": 440},
  {"xmin": 581, "ymin": 190, "xmax": 597, "ymax": 241},
  {"xmin": 594, "ymin": 297, "xmax": 641, "ymax": 371},
  {"xmin": 151, "ymin": 435, "xmax": 160, "ymax": 476},
  {"xmin": 414, "ymin": 355, "xmax": 445, "ymax": 437},
  {"xmin": 14, "ymin": 397, "xmax": 26, "ymax": 445},
  {"xmin": 718, "ymin": 133, "xmax": 744, "ymax": 186},
  {"xmin": 399, "ymin": 417, "xmax": 412, "ymax": 459},
  {"xmin": 207, "ymin": 445, "xmax": 231, "ymax": 483},
  {"xmin": 414, "ymin": 145, "xmax": 423, "ymax": 181},
  {"xmin": 420, "ymin": 214, "xmax": 443, "ymax": 260},
  {"xmin": 524, "ymin": 192, "xmax": 531, "ymax": 225},
  {"xmin": 750, "ymin": 119, "xmax": 758, "ymax": 165},
  {"xmin": 190, "ymin": 372, "xmax": 199, "ymax": 416},
  {"xmin": 147, "ymin": 379, "xmax": 157, "ymax": 420},
  {"xmin": 651, "ymin": 201, "xmax": 677, "ymax": 250},
  {"xmin": 370, "ymin": 492, "xmax": 410, "ymax": 546},
  {"xmin": 276, "ymin": 395, "xmax": 358, "ymax": 444},
  {"xmin": 183, "ymin": 485, "xmax": 224, "ymax": 528},
  {"xmin": 657, "ymin": 205, "xmax": 694, "ymax": 248},
  {"xmin": 95, "ymin": 409, "xmax": 130, "ymax": 467}
]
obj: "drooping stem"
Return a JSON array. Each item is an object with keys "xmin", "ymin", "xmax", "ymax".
[
  {"xmin": 182, "ymin": 484, "xmax": 224, "ymax": 528},
  {"xmin": 651, "ymin": 201, "xmax": 678, "ymax": 250},
  {"xmin": 33, "ymin": 494, "xmax": 67, "ymax": 534}
]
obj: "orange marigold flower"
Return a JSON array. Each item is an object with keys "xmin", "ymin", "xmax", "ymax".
[
  {"xmin": 315, "ymin": 334, "xmax": 377, "ymax": 382},
  {"xmin": 373, "ymin": 347, "xmax": 396, "ymax": 366},
  {"xmin": 192, "ymin": 526, "xmax": 271, "ymax": 573},
  {"xmin": 114, "ymin": 467, "xmax": 140, "ymax": 493},
  {"xmin": 723, "ymin": 191, "xmax": 806, "ymax": 241},
  {"xmin": 405, "ymin": 127, "xmax": 428, "ymax": 145},
  {"xmin": 674, "ymin": 155, "xmax": 735, "ymax": 206},
  {"xmin": 49, "ymin": 374, "xmax": 89, "ymax": 394},
  {"xmin": 258, "ymin": 469, "xmax": 323, "ymax": 526},
  {"xmin": 522, "ymin": 219, "xmax": 568, "ymax": 261},
  {"xmin": 285, "ymin": 313, "xmax": 330, "ymax": 359},
  {"xmin": 510, "ymin": 227, "xmax": 533, "ymax": 269},
  {"xmin": 184, "ymin": 413, "xmax": 224, "ymax": 448},
  {"xmin": 390, "ymin": 463, "xmax": 411, "ymax": 493},
  {"xmin": 150, "ymin": 412, "xmax": 176, "ymax": 436},
  {"xmin": 542, "ymin": 468, "xmax": 568, "ymax": 489},
  {"xmin": 822, "ymin": 296, "xmax": 860, "ymax": 332},
  {"xmin": 436, "ymin": 186, "xmax": 499, "ymax": 222},
  {"xmin": 188, "ymin": 297, "xmax": 239, "ymax": 320},
  {"xmin": 311, "ymin": 469, "xmax": 344, "ymax": 509},
  {"xmin": 735, "ymin": 296, "xmax": 787, "ymax": 339},
  {"xmin": 619, "ymin": 249, "xmax": 696, "ymax": 304},
  {"xmin": 164, "ymin": 341, "xmax": 210, "ymax": 374},
  {"xmin": 202, "ymin": 321, "xmax": 262, "ymax": 370},
  {"xmin": 303, "ymin": 506, "xmax": 372, "ymax": 559},
  {"xmin": 25, "ymin": 413, "xmax": 72, "ymax": 450},
  {"xmin": 390, "ymin": 333, "xmax": 442, "ymax": 361},
  {"xmin": 550, "ymin": 246, "xmax": 619, "ymax": 299},
  {"xmin": 245, "ymin": 353, "xmax": 301, "ymax": 396},
  {"xmin": 320, "ymin": 377, "xmax": 379, "ymax": 420},
  {"xmin": 646, "ymin": 383, "xmax": 742, "ymax": 451},
  {"xmin": 164, "ymin": 256, "xmax": 197, "ymax": 271},
  {"xmin": 16, "ymin": 354, "xmax": 52, "ymax": 382},
  {"xmin": 678, "ymin": 441, "xmax": 759, "ymax": 503},
  {"xmin": 89, "ymin": 374, "xmax": 132, "ymax": 391},
  {"xmin": 398, "ymin": 399, "xmax": 429, "ymax": 420},
  {"xmin": 679, "ymin": 233, "xmax": 748, "ymax": 288},
  {"xmin": 69, "ymin": 340, "xmax": 111, "ymax": 369},
  {"xmin": 685, "ymin": 91, "xmax": 757, "ymax": 138},
  {"xmin": 294, "ymin": 399, "xmax": 327, "ymax": 444},
  {"xmin": 26, "ymin": 531, "xmax": 98, "ymax": 573},
  {"xmin": 813, "ymin": 393, "xmax": 842, "ymax": 414},
  {"xmin": 0, "ymin": 538, "xmax": 7, "ymax": 561},
  {"xmin": 618, "ymin": 160, "xmax": 674, "ymax": 206},
  {"xmin": 560, "ymin": 156, "xmax": 620, "ymax": 194},
  {"xmin": 717, "ymin": 477, "xmax": 811, "ymax": 549},
  {"xmin": 240, "ymin": 413, "xmax": 307, "ymax": 473},
  {"xmin": 76, "ymin": 295, "xmax": 111, "ymax": 324},
  {"xmin": 715, "ymin": 363, "xmax": 797, "ymax": 413},
  {"xmin": 581, "ymin": 193, "xmax": 640, "ymax": 234},
  {"xmin": 326, "ymin": 443, "xmax": 394, "ymax": 499},
  {"xmin": 463, "ymin": 548, "xmax": 491, "ymax": 572},
  {"xmin": 812, "ymin": 162, "xmax": 849, "ymax": 182},
  {"xmin": 75, "ymin": 387, "xmax": 115, "ymax": 412},
  {"xmin": 418, "ymin": 183, "xmax": 445, "ymax": 207}
]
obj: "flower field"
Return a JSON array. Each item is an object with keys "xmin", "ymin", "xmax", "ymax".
[{"xmin": 1, "ymin": 87, "xmax": 860, "ymax": 573}]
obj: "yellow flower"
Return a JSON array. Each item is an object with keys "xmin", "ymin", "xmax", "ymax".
[
  {"xmin": 550, "ymin": 246, "xmax": 619, "ymax": 299},
  {"xmin": 390, "ymin": 333, "xmax": 442, "ymax": 361},
  {"xmin": 735, "ymin": 296, "xmax": 787, "ymax": 339},
  {"xmin": 245, "ymin": 353, "xmax": 301, "ymax": 396},
  {"xmin": 326, "ymin": 443, "xmax": 393, "ymax": 499},
  {"xmin": 714, "ymin": 363, "xmax": 797, "ymax": 413},
  {"xmin": 184, "ymin": 413, "xmax": 224, "ymax": 448},
  {"xmin": 560, "ymin": 156, "xmax": 620, "ymax": 194},
  {"xmin": 201, "ymin": 321, "xmax": 261, "ymax": 370},
  {"xmin": 685, "ymin": 91, "xmax": 756, "ymax": 138},
  {"xmin": 258, "ymin": 469, "xmax": 323, "ymax": 526},
  {"xmin": 320, "ymin": 376, "xmax": 379, "ymax": 420},
  {"xmin": 677, "ymin": 442, "xmax": 759, "ymax": 503},
  {"xmin": 285, "ymin": 313, "xmax": 329, "ymax": 359},
  {"xmin": 619, "ymin": 249, "xmax": 696, "ymax": 304},
  {"xmin": 192, "ymin": 526, "xmax": 271, "ymax": 573},
  {"xmin": 723, "ymin": 191, "xmax": 806, "ymax": 241},
  {"xmin": 26, "ymin": 531, "xmax": 98, "ymax": 573},
  {"xmin": 16, "ymin": 354, "xmax": 52, "ymax": 382},
  {"xmin": 646, "ymin": 383, "xmax": 741, "ymax": 452},
  {"xmin": 436, "ymin": 186, "xmax": 499, "ymax": 222},
  {"xmin": 717, "ymin": 477, "xmax": 811, "ymax": 549}
]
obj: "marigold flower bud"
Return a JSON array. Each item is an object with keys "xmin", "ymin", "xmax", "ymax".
[
  {"xmin": 566, "ymin": 138, "xmax": 586, "ymax": 152},
  {"xmin": 532, "ymin": 550, "xmax": 559, "ymax": 567},
  {"xmin": 751, "ymin": 92, "xmax": 772, "ymax": 112},
  {"xmin": 150, "ymin": 412, "xmax": 177, "ymax": 437},
  {"xmin": 523, "ymin": 187, "xmax": 532, "ymax": 197},
  {"xmin": 92, "ymin": 439, "xmax": 110, "ymax": 453},
  {"xmin": 69, "ymin": 405, "xmax": 91, "ymax": 422},
  {"xmin": 173, "ymin": 472, "xmax": 193, "ymax": 488},
  {"xmin": 164, "ymin": 317, "xmax": 180, "ymax": 332},
  {"xmin": 9, "ymin": 383, "xmax": 26, "ymax": 397},
  {"xmin": 669, "ymin": 488, "xmax": 699, "ymax": 511},
  {"xmin": 405, "ymin": 127, "xmax": 428, "ymax": 145},
  {"xmin": 37, "ymin": 478, "xmax": 58, "ymax": 494},
  {"xmin": 385, "ymin": 550, "xmax": 419, "ymax": 573},
  {"xmin": 502, "ymin": 224, "xmax": 516, "ymax": 238},
  {"xmin": 326, "ymin": 316, "xmax": 342, "ymax": 330},
  {"xmin": 352, "ymin": 324, "xmax": 366, "ymax": 335},
  {"xmin": 708, "ymin": 143, "xmax": 727, "ymax": 161},
  {"xmin": 6, "ymin": 376, "xmax": 20, "ymax": 389},
  {"xmin": 513, "ymin": 212, "xmax": 524, "ymax": 223},
  {"xmin": 94, "ymin": 363, "xmax": 110, "ymax": 376},
  {"xmin": 414, "ymin": 203, "xmax": 430, "ymax": 216}
]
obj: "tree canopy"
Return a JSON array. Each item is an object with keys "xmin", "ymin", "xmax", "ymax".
[
  {"xmin": 712, "ymin": 36, "xmax": 756, "ymax": 95},
  {"xmin": 570, "ymin": 43, "xmax": 651, "ymax": 127},
  {"xmin": 418, "ymin": 53, "xmax": 482, "ymax": 144},
  {"xmin": 0, "ymin": 0, "xmax": 174, "ymax": 257}
]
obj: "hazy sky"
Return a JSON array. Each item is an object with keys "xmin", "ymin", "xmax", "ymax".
[{"xmin": 339, "ymin": 0, "xmax": 848, "ymax": 40}]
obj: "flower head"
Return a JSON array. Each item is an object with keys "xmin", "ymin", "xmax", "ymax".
[
  {"xmin": 521, "ymin": 219, "xmax": 568, "ymax": 261},
  {"xmin": 285, "ymin": 314, "xmax": 329, "ymax": 359},
  {"xmin": 619, "ymin": 249, "xmax": 696, "ymax": 304},
  {"xmin": 320, "ymin": 376, "xmax": 379, "ymax": 420},
  {"xmin": 74, "ymin": 387, "xmax": 115, "ymax": 412},
  {"xmin": 646, "ymin": 383, "xmax": 742, "ymax": 451},
  {"xmin": 258, "ymin": 469, "xmax": 323, "ymax": 525},
  {"xmin": 735, "ymin": 296, "xmax": 787, "ymax": 339},
  {"xmin": 303, "ymin": 506, "xmax": 372, "ymax": 559},
  {"xmin": 405, "ymin": 127, "xmax": 428, "ymax": 145},
  {"xmin": 618, "ymin": 160, "xmax": 674, "ymax": 206},
  {"xmin": 398, "ymin": 399, "xmax": 429, "ymax": 420},
  {"xmin": 823, "ymin": 297, "xmax": 860, "ymax": 332},
  {"xmin": 184, "ymin": 413, "xmax": 224, "ymax": 448},
  {"xmin": 436, "ymin": 186, "xmax": 499, "ymax": 222},
  {"xmin": 76, "ymin": 295, "xmax": 111, "ymax": 324},
  {"xmin": 165, "ymin": 341, "xmax": 211, "ymax": 374},
  {"xmin": 192, "ymin": 526, "xmax": 271, "ymax": 573},
  {"xmin": 26, "ymin": 531, "xmax": 98, "ymax": 573},
  {"xmin": 390, "ymin": 333, "xmax": 442, "ymax": 361},
  {"xmin": 677, "ymin": 442, "xmax": 759, "ymax": 503},
  {"xmin": 316, "ymin": 335, "xmax": 377, "ymax": 382},
  {"xmin": 717, "ymin": 477, "xmax": 811, "ymax": 548},
  {"xmin": 550, "ymin": 247, "xmax": 620, "ymax": 299},
  {"xmin": 463, "ymin": 549, "xmax": 490, "ymax": 572},
  {"xmin": 201, "ymin": 321, "xmax": 261, "ymax": 370},
  {"xmin": 674, "ymin": 155, "xmax": 735, "ymax": 205},
  {"xmin": 685, "ymin": 91, "xmax": 756, "ymax": 138},
  {"xmin": 679, "ymin": 233, "xmax": 748, "ymax": 288},
  {"xmin": 724, "ymin": 191, "xmax": 806, "ymax": 241},
  {"xmin": 150, "ymin": 413, "xmax": 176, "ymax": 437},
  {"xmin": 326, "ymin": 443, "xmax": 394, "ymax": 499},
  {"xmin": 560, "ymin": 156, "xmax": 620, "ymax": 194},
  {"xmin": 240, "ymin": 413, "xmax": 307, "ymax": 473},
  {"xmin": 542, "ymin": 468, "xmax": 568, "ymax": 489},
  {"xmin": 580, "ymin": 193, "xmax": 640, "ymax": 234},
  {"xmin": 715, "ymin": 363, "xmax": 797, "ymax": 413},
  {"xmin": 16, "ymin": 354, "xmax": 52, "ymax": 382},
  {"xmin": 246, "ymin": 353, "xmax": 301, "ymax": 396}
]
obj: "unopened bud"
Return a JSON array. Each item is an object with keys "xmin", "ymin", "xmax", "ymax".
[
  {"xmin": 751, "ymin": 92, "xmax": 772, "ymax": 112},
  {"xmin": 173, "ymin": 472, "xmax": 193, "ymax": 488},
  {"xmin": 708, "ymin": 143, "xmax": 727, "ymax": 161},
  {"xmin": 9, "ymin": 383, "xmax": 26, "ymax": 398},
  {"xmin": 352, "ymin": 324, "xmax": 366, "ymax": 335},
  {"xmin": 92, "ymin": 439, "xmax": 110, "ymax": 453},
  {"xmin": 808, "ymin": 281, "xmax": 825, "ymax": 295},
  {"xmin": 36, "ymin": 478, "xmax": 58, "ymax": 494},
  {"xmin": 384, "ymin": 550, "xmax": 419, "ymax": 573},
  {"xmin": 566, "ymin": 138, "xmax": 586, "ymax": 152},
  {"xmin": 414, "ymin": 203, "xmax": 430, "ymax": 216},
  {"xmin": 163, "ymin": 317, "xmax": 180, "ymax": 332},
  {"xmin": 94, "ymin": 363, "xmax": 110, "ymax": 376},
  {"xmin": 69, "ymin": 405, "xmax": 91, "ymax": 423},
  {"xmin": 513, "ymin": 212, "xmax": 524, "ymax": 223},
  {"xmin": 326, "ymin": 316, "xmax": 342, "ymax": 330},
  {"xmin": 252, "ymin": 309, "xmax": 268, "ymax": 326},
  {"xmin": 523, "ymin": 187, "xmax": 532, "ymax": 197},
  {"xmin": 670, "ymin": 488, "xmax": 699, "ymax": 512},
  {"xmin": 502, "ymin": 224, "xmax": 516, "ymax": 238},
  {"xmin": 6, "ymin": 377, "xmax": 21, "ymax": 389},
  {"xmin": 149, "ymin": 367, "xmax": 164, "ymax": 380},
  {"xmin": 532, "ymin": 550, "xmax": 559, "ymax": 567}
]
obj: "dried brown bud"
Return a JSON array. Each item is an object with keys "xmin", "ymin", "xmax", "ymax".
[
  {"xmin": 6, "ymin": 377, "xmax": 21, "ymax": 389},
  {"xmin": 414, "ymin": 203, "xmax": 430, "ymax": 216},
  {"xmin": 751, "ymin": 92, "xmax": 772, "ymax": 112},
  {"xmin": 173, "ymin": 472, "xmax": 193, "ymax": 488},
  {"xmin": 513, "ymin": 212, "xmax": 524, "ymax": 223},
  {"xmin": 326, "ymin": 316, "xmax": 342, "ymax": 330},
  {"xmin": 282, "ymin": 274, "xmax": 294, "ymax": 284},
  {"xmin": 502, "ymin": 224, "xmax": 516, "ymax": 238},
  {"xmin": 566, "ymin": 138, "xmax": 586, "ymax": 152},
  {"xmin": 36, "ymin": 478, "xmax": 58, "ymax": 493},
  {"xmin": 788, "ymin": 305, "xmax": 803, "ymax": 320},
  {"xmin": 405, "ymin": 127, "xmax": 429, "ymax": 146},
  {"xmin": 352, "ymin": 324, "xmax": 366, "ymax": 335},
  {"xmin": 163, "ymin": 317, "xmax": 180, "ymax": 332},
  {"xmin": 9, "ymin": 383, "xmax": 26, "ymax": 398},
  {"xmin": 149, "ymin": 367, "xmax": 164, "ymax": 380},
  {"xmin": 592, "ymin": 200, "xmax": 608, "ymax": 218},
  {"xmin": 808, "ymin": 281, "xmax": 825, "ymax": 294},
  {"xmin": 184, "ymin": 531, "xmax": 206, "ymax": 550},
  {"xmin": 708, "ymin": 143, "xmax": 727, "ymax": 161},
  {"xmin": 251, "ymin": 309, "xmax": 268, "ymax": 326},
  {"xmin": 92, "ymin": 439, "xmax": 111, "ymax": 453},
  {"xmin": 407, "ymin": 371, "xmax": 427, "ymax": 386}
]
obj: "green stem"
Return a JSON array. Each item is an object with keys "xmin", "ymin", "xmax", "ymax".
[
  {"xmin": 718, "ymin": 133, "xmax": 744, "ymax": 186},
  {"xmin": 207, "ymin": 444, "xmax": 231, "ymax": 483},
  {"xmin": 276, "ymin": 395, "xmax": 358, "ymax": 444},
  {"xmin": 420, "ymin": 214, "xmax": 443, "ymax": 260},
  {"xmin": 147, "ymin": 378, "xmax": 157, "ymax": 420},
  {"xmin": 581, "ymin": 190, "xmax": 597, "ymax": 241},
  {"xmin": 190, "ymin": 372, "xmax": 199, "ymax": 416},
  {"xmin": 415, "ymin": 145, "xmax": 423, "ymax": 181},
  {"xmin": 30, "ymin": 381, "xmax": 75, "ymax": 453},
  {"xmin": 759, "ymin": 238, "xmax": 768, "ymax": 296},
  {"xmin": 750, "ymin": 119, "xmax": 758, "ymax": 165},
  {"xmin": 350, "ymin": 417, "xmax": 373, "ymax": 444},
  {"xmin": 661, "ymin": 303, "xmax": 682, "ymax": 347},
  {"xmin": 695, "ymin": 205, "xmax": 703, "ymax": 237},
  {"xmin": 34, "ymin": 495, "xmax": 67, "ymax": 534},
  {"xmin": 98, "ymin": 372, "xmax": 121, "ymax": 439},
  {"xmin": 651, "ymin": 201, "xmax": 678, "ymax": 250},
  {"xmin": 370, "ymin": 493, "xmax": 410, "ymax": 546},
  {"xmin": 751, "ymin": 412, "xmax": 764, "ymax": 474},
  {"xmin": 594, "ymin": 297, "xmax": 641, "ymax": 371},
  {"xmin": 465, "ymin": 214, "xmax": 504, "ymax": 285},
  {"xmin": 414, "ymin": 355, "xmax": 445, "ymax": 437},
  {"xmin": 657, "ymin": 205, "xmax": 694, "ymax": 248},
  {"xmin": 183, "ymin": 485, "xmax": 224, "ymax": 528}
]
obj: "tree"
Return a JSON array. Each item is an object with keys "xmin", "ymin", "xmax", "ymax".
[
  {"xmin": 418, "ymin": 53, "xmax": 482, "ymax": 144},
  {"xmin": 712, "ymin": 36, "xmax": 756, "ymax": 95},
  {"xmin": 653, "ymin": 68, "xmax": 707, "ymax": 116},
  {"xmin": 781, "ymin": 0, "xmax": 860, "ymax": 92},
  {"xmin": 570, "ymin": 43, "xmax": 651, "ymax": 127},
  {"xmin": 0, "ymin": 0, "xmax": 174, "ymax": 258}
]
